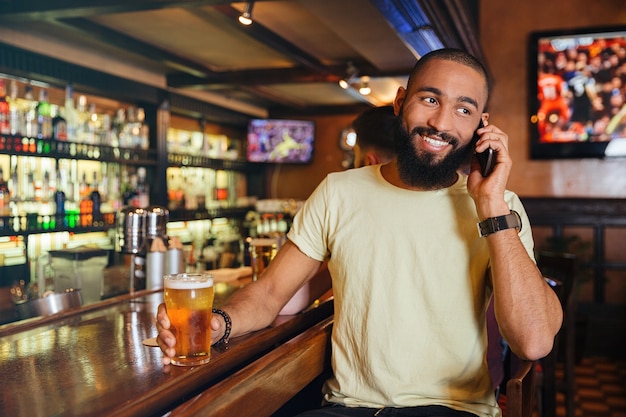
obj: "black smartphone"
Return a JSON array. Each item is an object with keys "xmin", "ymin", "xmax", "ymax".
[{"xmin": 473, "ymin": 121, "xmax": 495, "ymax": 177}]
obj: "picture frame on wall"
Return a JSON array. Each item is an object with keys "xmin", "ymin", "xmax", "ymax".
[{"xmin": 528, "ymin": 25, "xmax": 626, "ymax": 159}]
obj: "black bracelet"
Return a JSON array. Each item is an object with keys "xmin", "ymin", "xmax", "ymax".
[{"xmin": 212, "ymin": 308, "xmax": 231, "ymax": 345}]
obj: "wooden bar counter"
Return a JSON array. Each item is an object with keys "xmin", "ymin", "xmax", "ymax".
[{"xmin": 0, "ymin": 275, "xmax": 334, "ymax": 417}]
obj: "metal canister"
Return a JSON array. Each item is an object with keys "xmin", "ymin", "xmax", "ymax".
[
  {"xmin": 116, "ymin": 206, "xmax": 147, "ymax": 254},
  {"xmin": 146, "ymin": 205, "xmax": 169, "ymax": 242}
]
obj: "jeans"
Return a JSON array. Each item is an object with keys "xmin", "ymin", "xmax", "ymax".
[{"xmin": 295, "ymin": 404, "xmax": 478, "ymax": 417}]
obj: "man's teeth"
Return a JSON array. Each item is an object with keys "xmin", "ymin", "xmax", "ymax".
[{"xmin": 423, "ymin": 136, "xmax": 449, "ymax": 147}]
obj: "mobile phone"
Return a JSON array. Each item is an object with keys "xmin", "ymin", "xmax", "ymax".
[{"xmin": 473, "ymin": 121, "xmax": 495, "ymax": 177}]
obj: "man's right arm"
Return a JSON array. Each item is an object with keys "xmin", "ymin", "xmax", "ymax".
[
  {"xmin": 214, "ymin": 240, "xmax": 323, "ymax": 340},
  {"xmin": 156, "ymin": 240, "xmax": 323, "ymax": 363}
]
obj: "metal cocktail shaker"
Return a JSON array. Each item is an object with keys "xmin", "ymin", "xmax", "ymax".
[
  {"xmin": 117, "ymin": 206, "xmax": 148, "ymax": 255},
  {"xmin": 116, "ymin": 207, "xmax": 148, "ymax": 292},
  {"xmin": 145, "ymin": 206, "xmax": 169, "ymax": 289},
  {"xmin": 145, "ymin": 205, "xmax": 169, "ymax": 244}
]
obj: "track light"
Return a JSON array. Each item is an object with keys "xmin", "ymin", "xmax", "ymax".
[
  {"xmin": 358, "ymin": 76, "xmax": 371, "ymax": 95},
  {"xmin": 238, "ymin": 1, "xmax": 254, "ymax": 25},
  {"xmin": 339, "ymin": 62, "xmax": 358, "ymax": 89}
]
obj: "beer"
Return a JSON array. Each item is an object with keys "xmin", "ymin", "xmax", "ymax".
[
  {"xmin": 163, "ymin": 273, "xmax": 214, "ymax": 366},
  {"xmin": 249, "ymin": 238, "xmax": 278, "ymax": 281}
]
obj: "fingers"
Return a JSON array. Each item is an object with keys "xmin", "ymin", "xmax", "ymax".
[
  {"xmin": 210, "ymin": 315, "xmax": 224, "ymax": 345},
  {"xmin": 156, "ymin": 303, "xmax": 170, "ymax": 331},
  {"xmin": 156, "ymin": 303, "xmax": 176, "ymax": 365},
  {"xmin": 475, "ymin": 125, "xmax": 509, "ymax": 155}
]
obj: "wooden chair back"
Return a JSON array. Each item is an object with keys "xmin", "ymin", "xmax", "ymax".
[
  {"xmin": 537, "ymin": 251, "xmax": 577, "ymax": 417},
  {"xmin": 505, "ymin": 360, "xmax": 537, "ymax": 417}
]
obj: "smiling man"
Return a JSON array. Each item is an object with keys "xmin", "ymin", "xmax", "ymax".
[{"xmin": 157, "ymin": 48, "xmax": 563, "ymax": 417}]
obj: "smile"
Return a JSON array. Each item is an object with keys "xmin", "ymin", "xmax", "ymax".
[{"xmin": 422, "ymin": 135, "xmax": 450, "ymax": 148}]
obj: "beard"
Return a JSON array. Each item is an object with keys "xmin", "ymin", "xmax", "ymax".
[{"xmin": 392, "ymin": 115, "xmax": 474, "ymax": 189}]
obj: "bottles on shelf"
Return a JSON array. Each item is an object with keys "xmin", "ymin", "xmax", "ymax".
[
  {"xmin": 0, "ymin": 167, "xmax": 11, "ymax": 231},
  {"xmin": 0, "ymin": 79, "xmax": 9, "ymax": 136},
  {"xmin": 0, "ymin": 152, "xmax": 151, "ymax": 233},
  {"xmin": 0, "ymin": 77, "xmax": 150, "ymax": 150},
  {"xmin": 36, "ymin": 88, "xmax": 52, "ymax": 140},
  {"xmin": 165, "ymin": 166, "xmax": 247, "ymax": 212}
]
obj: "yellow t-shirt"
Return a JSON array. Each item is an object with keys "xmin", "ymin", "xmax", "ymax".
[{"xmin": 288, "ymin": 165, "xmax": 535, "ymax": 417}]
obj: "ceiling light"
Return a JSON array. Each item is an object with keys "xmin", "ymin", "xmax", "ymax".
[
  {"xmin": 359, "ymin": 76, "xmax": 371, "ymax": 95},
  {"xmin": 238, "ymin": 1, "xmax": 254, "ymax": 25},
  {"xmin": 339, "ymin": 61, "xmax": 358, "ymax": 89}
]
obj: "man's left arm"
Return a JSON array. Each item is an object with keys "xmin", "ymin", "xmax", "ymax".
[
  {"xmin": 485, "ymin": 223, "xmax": 563, "ymax": 361},
  {"xmin": 469, "ymin": 123, "xmax": 563, "ymax": 361}
]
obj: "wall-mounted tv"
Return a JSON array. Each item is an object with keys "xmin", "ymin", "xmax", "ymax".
[
  {"xmin": 246, "ymin": 119, "xmax": 315, "ymax": 164},
  {"xmin": 529, "ymin": 25, "xmax": 626, "ymax": 159}
]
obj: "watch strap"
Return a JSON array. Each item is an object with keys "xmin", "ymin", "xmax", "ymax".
[{"xmin": 477, "ymin": 210, "xmax": 522, "ymax": 237}]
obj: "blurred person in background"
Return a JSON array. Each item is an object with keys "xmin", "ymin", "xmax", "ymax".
[{"xmin": 351, "ymin": 105, "xmax": 397, "ymax": 167}]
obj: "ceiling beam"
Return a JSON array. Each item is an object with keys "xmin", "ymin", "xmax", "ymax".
[{"xmin": 166, "ymin": 65, "xmax": 413, "ymax": 89}]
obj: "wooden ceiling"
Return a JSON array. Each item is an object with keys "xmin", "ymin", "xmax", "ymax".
[{"xmin": 0, "ymin": 0, "xmax": 483, "ymax": 120}]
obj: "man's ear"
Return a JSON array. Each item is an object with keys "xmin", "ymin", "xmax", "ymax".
[{"xmin": 393, "ymin": 87, "xmax": 406, "ymax": 116}]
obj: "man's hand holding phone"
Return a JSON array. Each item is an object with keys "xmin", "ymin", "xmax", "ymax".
[{"xmin": 467, "ymin": 121, "xmax": 513, "ymax": 214}]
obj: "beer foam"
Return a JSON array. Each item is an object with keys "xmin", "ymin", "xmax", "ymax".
[{"xmin": 164, "ymin": 275, "xmax": 214, "ymax": 289}]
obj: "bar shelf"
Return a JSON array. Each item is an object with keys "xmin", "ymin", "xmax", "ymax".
[{"xmin": 0, "ymin": 135, "xmax": 157, "ymax": 166}]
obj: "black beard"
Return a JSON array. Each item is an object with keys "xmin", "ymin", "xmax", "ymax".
[{"xmin": 392, "ymin": 117, "xmax": 474, "ymax": 189}]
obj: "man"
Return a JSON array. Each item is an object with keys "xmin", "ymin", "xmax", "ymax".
[
  {"xmin": 351, "ymin": 105, "xmax": 397, "ymax": 167},
  {"xmin": 157, "ymin": 48, "xmax": 563, "ymax": 417}
]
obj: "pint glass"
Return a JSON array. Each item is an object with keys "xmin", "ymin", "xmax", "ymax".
[
  {"xmin": 249, "ymin": 238, "xmax": 278, "ymax": 281},
  {"xmin": 163, "ymin": 273, "xmax": 214, "ymax": 366}
]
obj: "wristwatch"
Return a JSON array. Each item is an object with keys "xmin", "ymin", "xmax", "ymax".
[{"xmin": 477, "ymin": 210, "xmax": 522, "ymax": 237}]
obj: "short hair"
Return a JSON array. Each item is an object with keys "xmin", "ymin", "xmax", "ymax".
[
  {"xmin": 407, "ymin": 48, "xmax": 491, "ymax": 106},
  {"xmin": 351, "ymin": 105, "xmax": 397, "ymax": 156}
]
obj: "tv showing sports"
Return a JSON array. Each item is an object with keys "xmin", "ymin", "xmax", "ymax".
[
  {"xmin": 246, "ymin": 119, "xmax": 315, "ymax": 164},
  {"xmin": 529, "ymin": 25, "xmax": 626, "ymax": 159}
]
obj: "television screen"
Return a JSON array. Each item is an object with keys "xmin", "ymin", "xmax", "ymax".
[
  {"xmin": 246, "ymin": 119, "xmax": 315, "ymax": 164},
  {"xmin": 529, "ymin": 25, "xmax": 626, "ymax": 159}
]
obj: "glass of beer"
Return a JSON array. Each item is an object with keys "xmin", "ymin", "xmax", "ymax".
[
  {"xmin": 163, "ymin": 273, "xmax": 214, "ymax": 366},
  {"xmin": 249, "ymin": 238, "xmax": 278, "ymax": 281}
]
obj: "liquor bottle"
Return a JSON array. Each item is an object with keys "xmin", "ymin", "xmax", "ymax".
[
  {"xmin": 0, "ymin": 167, "xmax": 11, "ymax": 217},
  {"xmin": 100, "ymin": 114, "xmax": 112, "ymax": 146},
  {"xmin": 76, "ymin": 95, "xmax": 91, "ymax": 144},
  {"xmin": 54, "ymin": 169, "xmax": 66, "ymax": 228},
  {"xmin": 78, "ymin": 172, "xmax": 93, "ymax": 227},
  {"xmin": 0, "ymin": 79, "xmax": 10, "ymax": 135},
  {"xmin": 22, "ymin": 85, "xmax": 38, "ymax": 138},
  {"xmin": 36, "ymin": 88, "xmax": 52, "ymax": 139},
  {"xmin": 112, "ymin": 108, "xmax": 126, "ymax": 148},
  {"xmin": 52, "ymin": 105, "xmax": 68, "ymax": 140},
  {"xmin": 136, "ymin": 107, "xmax": 149, "ymax": 149},
  {"xmin": 40, "ymin": 170, "xmax": 53, "ymax": 229},
  {"xmin": 87, "ymin": 103, "xmax": 99, "ymax": 145},
  {"xmin": 0, "ymin": 170, "xmax": 9, "ymax": 232},
  {"xmin": 135, "ymin": 167, "xmax": 149, "ymax": 208},
  {"xmin": 125, "ymin": 107, "xmax": 139, "ymax": 148},
  {"xmin": 63, "ymin": 84, "xmax": 78, "ymax": 141},
  {"xmin": 8, "ymin": 80, "xmax": 20, "ymax": 136},
  {"xmin": 90, "ymin": 171, "xmax": 102, "ymax": 226},
  {"xmin": 215, "ymin": 170, "xmax": 228, "ymax": 201}
]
